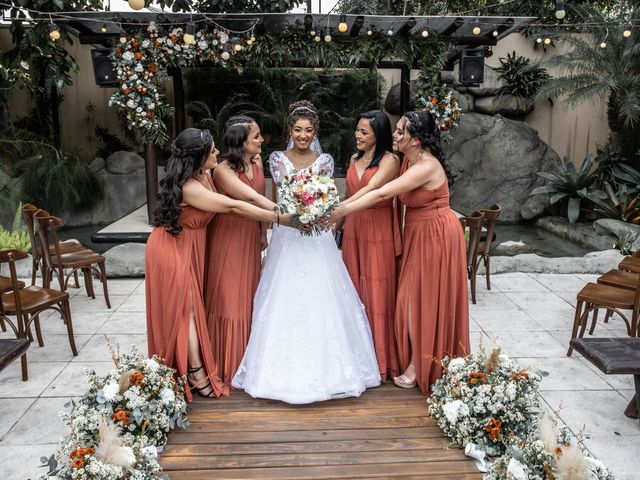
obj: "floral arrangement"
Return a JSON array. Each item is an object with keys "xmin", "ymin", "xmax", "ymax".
[
  {"xmin": 277, "ymin": 168, "xmax": 340, "ymax": 233},
  {"xmin": 428, "ymin": 347, "xmax": 543, "ymax": 456},
  {"xmin": 39, "ymin": 344, "xmax": 188, "ymax": 480},
  {"xmin": 415, "ymin": 85, "xmax": 462, "ymax": 143},
  {"xmin": 110, "ymin": 21, "xmax": 247, "ymax": 144},
  {"xmin": 429, "ymin": 346, "xmax": 615, "ymax": 479}
]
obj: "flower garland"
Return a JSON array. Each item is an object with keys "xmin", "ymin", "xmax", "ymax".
[
  {"xmin": 414, "ymin": 85, "xmax": 462, "ymax": 143},
  {"xmin": 429, "ymin": 347, "xmax": 615, "ymax": 479},
  {"xmin": 110, "ymin": 21, "xmax": 245, "ymax": 144},
  {"xmin": 39, "ymin": 345, "xmax": 188, "ymax": 480}
]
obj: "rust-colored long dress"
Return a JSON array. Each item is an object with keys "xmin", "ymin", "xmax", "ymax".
[
  {"xmin": 396, "ymin": 157, "xmax": 470, "ymax": 395},
  {"xmin": 146, "ymin": 174, "xmax": 227, "ymax": 402},
  {"xmin": 204, "ymin": 162, "xmax": 266, "ymax": 388},
  {"xmin": 342, "ymin": 163, "xmax": 401, "ymax": 381}
]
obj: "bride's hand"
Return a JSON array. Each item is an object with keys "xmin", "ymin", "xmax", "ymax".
[
  {"xmin": 326, "ymin": 206, "xmax": 346, "ymax": 226},
  {"xmin": 281, "ymin": 214, "xmax": 312, "ymax": 232}
]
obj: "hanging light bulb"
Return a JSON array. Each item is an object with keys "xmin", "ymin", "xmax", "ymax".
[
  {"xmin": 234, "ymin": 44, "xmax": 242, "ymax": 52},
  {"xmin": 119, "ymin": 34, "xmax": 127, "ymax": 44},
  {"xmin": 623, "ymin": 28, "xmax": 632, "ymax": 38},
  {"xmin": 128, "ymin": 0, "xmax": 145, "ymax": 10},
  {"xmin": 544, "ymin": 37, "xmax": 552, "ymax": 45},
  {"xmin": 338, "ymin": 14, "xmax": 348, "ymax": 33},
  {"xmin": 100, "ymin": 23, "xmax": 108, "ymax": 33},
  {"xmin": 421, "ymin": 29, "xmax": 429, "ymax": 38},
  {"xmin": 324, "ymin": 28, "xmax": 332, "ymax": 43},
  {"xmin": 492, "ymin": 29, "xmax": 499, "ymax": 37},
  {"xmin": 309, "ymin": 29, "xmax": 316, "ymax": 36},
  {"xmin": 536, "ymin": 37, "xmax": 543, "ymax": 43},
  {"xmin": 183, "ymin": 22, "xmax": 195, "ymax": 45},
  {"xmin": 49, "ymin": 23, "xmax": 60, "ymax": 40},
  {"xmin": 314, "ymin": 35, "xmax": 321, "ymax": 42},
  {"xmin": 221, "ymin": 51, "xmax": 230, "ymax": 60},
  {"xmin": 555, "ymin": 1, "xmax": 566, "ymax": 20},
  {"xmin": 246, "ymin": 38, "xmax": 253, "ymax": 46},
  {"xmin": 472, "ymin": 19, "xmax": 481, "ymax": 35},
  {"xmin": 600, "ymin": 40, "xmax": 607, "ymax": 48},
  {"xmin": 387, "ymin": 27, "xmax": 394, "ymax": 36},
  {"xmin": 367, "ymin": 28, "xmax": 373, "ymax": 36}
]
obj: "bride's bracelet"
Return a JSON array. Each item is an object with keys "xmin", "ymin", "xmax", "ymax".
[{"xmin": 272, "ymin": 206, "xmax": 280, "ymax": 226}]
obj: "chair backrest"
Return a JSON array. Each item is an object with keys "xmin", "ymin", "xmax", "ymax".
[
  {"xmin": 459, "ymin": 212, "xmax": 484, "ymax": 272},
  {"xmin": 35, "ymin": 212, "xmax": 65, "ymax": 269},
  {"xmin": 478, "ymin": 203, "xmax": 501, "ymax": 256},
  {"xmin": 0, "ymin": 249, "xmax": 28, "ymax": 336},
  {"xmin": 21, "ymin": 204, "xmax": 42, "ymax": 261}
]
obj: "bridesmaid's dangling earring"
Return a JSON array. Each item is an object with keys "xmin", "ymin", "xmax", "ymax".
[{"xmin": 198, "ymin": 169, "xmax": 204, "ymax": 176}]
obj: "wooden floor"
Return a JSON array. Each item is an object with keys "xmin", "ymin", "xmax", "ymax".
[{"xmin": 161, "ymin": 383, "xmax": 483, "ymax": 479}]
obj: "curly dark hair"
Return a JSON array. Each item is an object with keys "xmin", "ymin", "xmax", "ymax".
[
  {"xmin": 403, "ymin": 111, "xmax": 455, "ymax": 186},
  {"xmin": 152, "ymin": 128, "xmax": 214, "ymax": 236},
  {"xmin": 354, "ymin": 110, "xmax": 394, "ymax": 169},
  {"xmin": 287, "ymin": 100, "xmax": 320, "ymax": 132},
  {"xmin": 220, "ymin": 115, "xmax": 255, "ymax": 174}
]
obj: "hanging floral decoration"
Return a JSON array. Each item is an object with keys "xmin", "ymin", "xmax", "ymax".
[
  {"xmin": 109, "ymin": 21, "xmax": 248, "ymax": 144},
  {"xmin": 414, "ymin": 84, "xmax": 462, "ymax": 143}
]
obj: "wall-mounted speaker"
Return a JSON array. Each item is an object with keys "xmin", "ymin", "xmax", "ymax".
[
  {"xmin": 459, "ymin": 47, "xmax": 485, "ymax": 86},
  {"xmin": 91, "ymin": 48, "xmax": 118, "ymax": 87}
]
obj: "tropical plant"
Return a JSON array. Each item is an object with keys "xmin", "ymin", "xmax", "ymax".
[
  {"xmin": 94, "ymin": 126, "xmax": 131, "ymax": 160},
  {"xmin": 587, "ymin": 182, "xmax": 640, "ymax": 223},
  {"xmin": 17, "ymin": 148, "xmax": 103, "ymax": 215},
  {"xmin": 0, "ymin": 202, "xmax": 30, "ymax": 252},
  {"xmin": 613, "ymin": 231, "xmax": 637, "ymax": 255},
  {"xmin": 156, "ymin": 0, "xmax": 301, "ymax": 12},
  {"xmin": 496, "ymin": 52, "xmax": 550, "ymax": 99},
  {"xmin": 529, "ymin": 155, "xmax": 599, "ymax": 224}
]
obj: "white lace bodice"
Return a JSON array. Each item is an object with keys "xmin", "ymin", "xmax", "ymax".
[{"xmin": 268, "ymin": 151, "xmax": 335, "ymax": 184}]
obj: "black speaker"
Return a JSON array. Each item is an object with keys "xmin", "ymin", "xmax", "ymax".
[
  {"xmin": 459, "ymin": 47, "xmax": 484, "ymax": 86},
  {"xmin": 91, "ymin": 48, "xmax": 118, "ymax": 87}
]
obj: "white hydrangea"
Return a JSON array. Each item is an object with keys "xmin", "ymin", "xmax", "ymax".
[
  {"xmin": 506, "ymin": 458, "xmax": 528, "ymax": 480},
  {"xmin": 160, "ymin": 388, "xmax": 175, "ymax": 405},
  {"xmin": 447, "ymin": 358, "xmax": 466, "ymax": 373},
  {"xmin": 102, "ymin": 382, "xmax": 120, "ymax": 402}
]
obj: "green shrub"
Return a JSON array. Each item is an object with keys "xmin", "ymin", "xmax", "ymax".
[
  {"xmin": 0, "ymin": 203, "xmax": 30, "ymax": 253},
  {"xmin": 496, "ymin": 52, "xmax": 550, "ymax": 98}
]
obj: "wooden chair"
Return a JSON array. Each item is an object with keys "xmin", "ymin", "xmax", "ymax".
[
  {"xmin": 22, "ymin": 204, "xmax": 83, "ymax": 287},
  {"xmin": 459, "ymin": 211, "xmax": 484, "ymax": 304},
  {"xmin": 619, "ymin": 255, "xmax": 640, "ymax": 273},
  {"xmin": 0, "ymin": 276, "xmax": 25, "ymax": 332},
  {"xmin": 567, "ymin": 274, "xmax": 640, "ymax": 356},
  {"xmin": 598, "ymin": 269, "xmax": 639, "ymax": 291},
  {"xmin": 474, "ymin": 204, "xmax": 501, "ymax": 291},
  {"xmin": 0, "ymin": 249, "xmax": 77, "ymax": 380},
  {"xmin": 36, "ymin": 213, "xmax": 111, "ymax": 309}
]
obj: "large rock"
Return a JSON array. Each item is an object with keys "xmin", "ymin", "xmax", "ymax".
[
  {"xmin": 384, "ymin": 80, "xmax": 421, "ymax": 115},
  {"xmin": 593, "ymin": 218, "xmax": 640, "ymax": 240},
  {"xmin": 474, "ymin": 95, "xmax": 534, "ymax": 117},
  {"xmin": 454, "ymin": 91, "xmax": 475, "ymax": 113},
  {"xmin": 489, "ymin": 249, "xmax": 623, "ymax": 274},
  {"xmin": 446, "ymin": 113, "xmax": 559, "ymax": 222},
  {"xmin": 520, "ymin": 192, "xmax": 551, "ymax": 220},
  {"xmin": 104, "ymin": 243, "xmax": 146, "ymax": 277},
  {"xmin": 105, "ymin": 151, "xmax": 145, "ymax": 174},
  {"xmin": 535, "ymin": 216, "xmax": 615, "ymax": 251}
]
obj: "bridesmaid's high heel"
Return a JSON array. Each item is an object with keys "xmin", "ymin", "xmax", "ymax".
[
  {"xmin": 393, "ymin": 373, "xmax": 417, "ymax": 389},
  {"xmin": 187, "ymin": 366, "xmax": 216, "ymax": 398}
]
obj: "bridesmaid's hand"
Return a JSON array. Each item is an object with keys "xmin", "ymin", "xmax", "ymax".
[
  {"xmin": 327, "ymin": 205, "xmax": 346, "ymax": 226},
  {"xmin": 260, "ymin": 229, "xmax": 268, "ymax": 251}
]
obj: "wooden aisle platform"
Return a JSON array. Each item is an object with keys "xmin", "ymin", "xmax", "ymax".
[{"xmin": 160, "ymin": 384, "xmax": 482, "ymax": 479}]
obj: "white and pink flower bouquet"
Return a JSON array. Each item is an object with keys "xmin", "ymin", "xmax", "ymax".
[{"xmin": 277, "ymin": 167, "xmax": 340, "ymax": 234}]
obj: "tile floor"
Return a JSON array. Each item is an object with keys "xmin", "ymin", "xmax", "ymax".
[{"xmin": 0, "ymin": 274, "xmax": 638, "ymax": 479}]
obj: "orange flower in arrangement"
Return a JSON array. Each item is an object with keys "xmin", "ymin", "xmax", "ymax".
[
  {"xmin": 154, "ymin": 42, "xmax": 161, "ymax": 49},
  {"xmin": 555, "ymin": 445, "xmax": 564, "ymax": 457},
  {"xmin": 129, "ymin": 371, "xmax": 145, "ymax": 386},
  {"xmin": 147, "ymin": 111, "xmax": 154, "ymax": 117},
  {"xmin": 511, "ymin": 369, "xmax": 529, "ymax": 382},
  {"xmin": 72, "ymin": 459, "xmax": 84, "ymax": 469},
  {"xmin": 123, "ymin": 88, "xmax": 131, "ymax": 95},
  {"xmin": 132, "ymin": 39, "xmax": 140, "ymax": 49},
  {"xmin": 70, "ymin": 447, "xmax": 95, "ymax": 459},
  {"xmin": 115, "ymin": 47, "xmax": 122, "ymax": 56},
  {"xmin": 147, "ymin": 63, "xmax": 159, "ymax": 73},
  {"xmin": 134, "ymin": 52, "xmax": 143, "ymax": 60},
  {"xmin": 170, "ymin": 34, "xmax": 178, "ymax": 42},
  {"xmin": 111, "ymin": 407, "xmax": 131, "ymax": 425},
  {"xmin": 484, "ymin": 418, "xmax": 502, "ymax": 441},
  {"xmin": 469, "ymin": 372, "xmax": 487, "ymax": 385},
  {"xmin": 431, "ymin": 98, "xmax": 438, "ymax": 105}
]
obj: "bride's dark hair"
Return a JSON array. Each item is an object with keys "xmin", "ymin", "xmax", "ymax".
[
  {"xmin": 220, "ymin": 115, "xmax": 255, "ymax": 174},
  {"xmin": 287, "ymin": 100, "xmax": 319, "ymax": 132},
  {"xmin": 403, "ymin": 111, "xmax": 455, "ymax": 186},
  {"xmin": 153, "ymin": 128, "xmax": 213, "ymax": 236}
]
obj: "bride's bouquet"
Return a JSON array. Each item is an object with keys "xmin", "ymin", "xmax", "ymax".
[{"xmin": 277, "ymin": 167, "xmax": 340, "ymax": 234}]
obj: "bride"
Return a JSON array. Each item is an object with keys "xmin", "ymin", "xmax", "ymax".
[{"xmin": 232, "ymin": 101, "xmax": 381, "ymax": 403}]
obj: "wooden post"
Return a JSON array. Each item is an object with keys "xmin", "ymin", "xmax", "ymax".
[
  {"xmin": 171, "ymin": 68, "xmax": 186, "ymax": 135},
  {"xmin": 144, "ymin": 143, "xmax": 159, "ymax": 224},
  {"xmin": 400, "ymin": 63, "xmax": 410, "ymax": 114}
]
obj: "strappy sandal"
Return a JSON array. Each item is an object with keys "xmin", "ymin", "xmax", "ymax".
[
  {"xmin": 393, "ymin": 373, "xmax": 417, "ymax": 389},
  {"xmin": 187, "ymin": 366, "xmax": 215, "ymax": 398}
]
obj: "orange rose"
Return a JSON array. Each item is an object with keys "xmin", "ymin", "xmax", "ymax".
[
  {"xmin": 72, "ymin": 459, "xmax": 84, "ymax": 469},
  {"xmin": 111, "ymin": 407, "xmax": 131, "ymax": 425},
  {"xmin": 147, "ymin": 111, "xmax": 154, "ymax": 117},
  {"xmin": 469, "ymin": 372, "xmax": 487, "ymax": 384},
  {"xmin": 134, "ymin": 52, "xmax": 142, "ymax": 60},
  {"xmin": 484, "ymin": 418, "xmax": 503, "ymax": 441}
]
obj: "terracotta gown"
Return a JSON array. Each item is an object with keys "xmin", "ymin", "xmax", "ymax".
[
  {"xmin": 396, "ymin": 157, "xmax": 470, "ymax": 394},
  {"xmin": 145, "ymin": 173, "xmax": 227, "ymax": 401},
  {"xmin": 204, "ymin": 162, "xmax": 266, "ymax": 387},
  {"xmin": 342, "ymin": 163, "xmax": 401, "ymax": 381}
]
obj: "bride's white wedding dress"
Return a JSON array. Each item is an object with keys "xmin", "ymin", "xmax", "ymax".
[{"xmin": 231, "ymin": 151, "xmax": 381, "ymax": 404}]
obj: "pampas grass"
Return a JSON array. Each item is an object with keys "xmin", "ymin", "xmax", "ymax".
[
  {"xmin": 95, "ymin": 416, "xmax": 136, "ymax": 468},
  {"xmin": 556, "ymin": 445, "xmax": 589, "ymax": 480}
]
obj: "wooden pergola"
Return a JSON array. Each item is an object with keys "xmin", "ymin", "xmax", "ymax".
[{"xmin": 61, "ymin": 12, "xmax": 534, "ymax": 221}]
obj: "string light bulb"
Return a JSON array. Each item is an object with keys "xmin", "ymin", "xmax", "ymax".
[
  {"xmin": 536, "ymin": 37, "xmax": 543, "ymax": 43},
  {"xmin": 246, "ymin": 38, "xmax": 253, "ymax": 46},
  {"xmin": 338, "ymin": 14, "xmax": 348, "ymax": 33},
  {"xmin": 387, "ymin": 27, "xmax": 394, "ymax": 36},
  {"xmin": 49, "ymin": 23, "xmax": 60, "ymax": 40},
  {"xmin": 472, "ymin": 19, "xmax": 481, "ymax": 35},
  {"xmin": 100, "ymin": 23, "xmax": 108, "ymax": 33},
  {"xmin": 544, "ymin": 37, "xmax": 552, "ymax": 45},
  {"xmin": 119, "ymin": 34, "xmax": 127, "ymax": 44},
  {"xmin": 128, "ymin": 0, "xmax": 145, "ymax": 10},
  {"xmin": 421, "ymin": 29, "xmax": 429, "ymax": 38},
  {"xmin": 221, "ymin": 51, "xmax": 230, "ymax": 60},
  {"xmin": 367, "ymin": 29, "xmax": 373, "ymax": 36},
  {"xmin": 555, "ymin": 1, "xmax": 566, "ymax": 20},
  {"xmin": 183, "ymin": 22, "xmax": 195, "ymax": 45},
  {"xmin": 623, "ymin": 28, "xmax": 632, "ymax": 38},
  {"xmin": 492, "ymin": 29, "xmax": 499, "ymax": 37},
  {"xmin": 234, "ymin": 44, "xmax": 242, "ymax": 52},
  {"xmin": 324, "ymin": 32, "xmax": 332, "ymax": 43},
  {"xmin": 309, "ymin": 30, "xmax": 316, "ymax": 36},
  {"xmin": 250, "ymin": 35, "xmax": 255, "ymax": 42},
  {"xmin": 600, "ymin": 40, "xmax": 607, "ymax": 48},
  {"xmin": 314, "ymin": 35, "xmax": 321, "ymax": 42}
]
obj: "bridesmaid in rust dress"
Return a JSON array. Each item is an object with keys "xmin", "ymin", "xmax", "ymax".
[
  {"xmin": 341, "ymin": 110, "xmax": 401, "ymax": 381},
  {"xmin": 204, "ymin": 116, "xmax": 276, "ymax": 388},
  {"xmin": 146, "ymin": 128, "xmax": 292, "ymax": 401},
  {"xmin": 329, "ymin": 111, "xmax": 469, "ymax": 394}
]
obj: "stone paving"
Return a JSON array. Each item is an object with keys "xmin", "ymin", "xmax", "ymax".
[{"xmin": 0, "ymin": 274, "xmax": 638, "ymax": 479}]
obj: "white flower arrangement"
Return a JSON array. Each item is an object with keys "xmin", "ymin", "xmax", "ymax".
[
  {"xmin": 414, "ymin": 85, "xmax": 462, "ymax": 143},
  {"xmin": 277, "ymin": 168, "xmax": 340, "ymax": 233},
  {"xmin": 39, "ymin": 345, "xmax": 188, "ymax": 479},
  {"xmin": 110, "ymin": 26, "xmax": 245, "ymax": 143}
]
